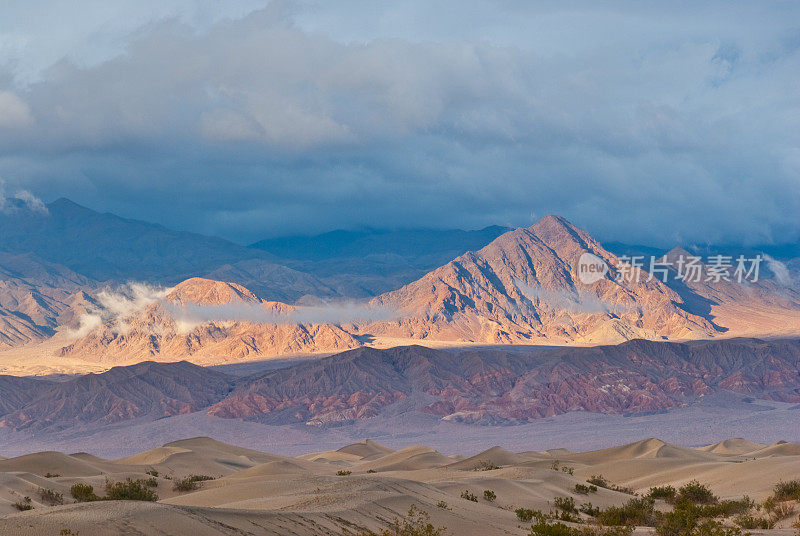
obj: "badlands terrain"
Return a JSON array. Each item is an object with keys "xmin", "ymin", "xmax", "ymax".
[{"xmin": 1, "ymin": 436, "xmax": 799, "ymax": 535}]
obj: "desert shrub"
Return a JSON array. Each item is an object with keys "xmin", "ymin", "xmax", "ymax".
[
  {"xmin": 460, "ymin": 490, "xmax": 478, "ymax": 502},
  {"xmin": 144, "ymin": 477, "xmax": 158, "ymax": 488},
  {"xmin": 337, "ymin": 470, "xmax": 352, "ymax": 476},
  {"xmin": 553, "ymin": 496, "xmax": 577, "ymax": 514},
  {"xmin": 587, "ymin": 475, "xmax": 608, "ymax": 488},
  {"xmin": 364, "ymin": 504, "xmax": 447, "ymax": 536},
  {"xmin": 647, "ymin": 486, "xmax": 677, "ymax": 501},
  {"xmin": 44, "ymin": 473, "xmax": 60, "ymax": 478},
  {"xmin": 575, "ymin": 484, "xmax": 597, "ymax": 495},
  {"xmin": 105, "ymin": 478, "xmax": 158, "ymax": 501},
  {"xmin": 586, "ymin": 475, "xmax": 634, "ymax": 494},
  {"xmin": 187, "ymin": 474, "xmax": 215, "ymax": 482},
  {"xmin": 484, "ymin": 489, "xmax": 496, "ymax": 502},
  {"xmin": 656, "ymin": 514, "xmax": 743, "ymax": 536},
  {"xmin": 774, "ymin": 480, "xmax": 800, "ymax": 501},
  {"xmin": 655, "ymin": 501, "xmax": 747, "ymax": 536},
  {"xmin": 596, "ymin": 497, "xmax": 655, "ymax": 527},
  {"xmin": 549, "ymin": 461, "xmax": 575, "ymax": 475},
  {"xmin": 59, "ymin": 530, "xmax": 79, "ymax": 535},
  {"xmin": 734, "ymin": 513, "xmax": 773, "ymax": 529},
  {"xmin": 699, "ymin": 497, "xmax": 753, "ymax": 518},
  {"xmin": 554, "ymin": 510, "xmax": 581, "ymax": 523},
  {"xmin": 367, "ymin": 469, "xmax": 378, "ymax": 474},
  {"xmin": 70, "ymin": 483, "xmax": 100, "ymax": 502},
  {"xmin": 476, "ymin": 460, "xmax": 500, "ymax": 471},
  {"xmin": 765, "ymin": 500, "xmax": 796, "ymax": 520},
  {"xmin": 173, "ymin": 478, "xmax": 198, "ymax": 492},
  {"xmin": 38, "ymin": 488, "xmax": 64, "ymax": 506},
  {"xmin": 528, "ymin": 522, "xmax": 633, "ymax": 536},
  {"xmin": 529, "ymin": 522, "xmax": 575, "ymax": 536},
  {"xmin": 515, "ymin": 508, "xmax": 549, "ymax": 522},
  {"xmin": 516, "ymin": 508, "xmax": 536, "ymax": 521},
  {"xmin": 145, "ymin": 470, "xmax": 158, "ymax": 477},
  {"xmin": 580, "ymin": 502, "xmax": 601, "ymax": 517},
  {"xmin": 675, "ymin": 481, "xmax": 717, "ymax": 505},
  {"xmin": 436, "ymin": 500, "xmax": 449, "ymax": 510},
  {"xmin": 172, "ymin": 474, "xmax": 215, "ymax": 492},
  {"xmin": 13, "ymin": 496, "xmax": 33, "ymax": 511}
]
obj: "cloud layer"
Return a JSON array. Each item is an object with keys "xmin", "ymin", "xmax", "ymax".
[{"xmin": 0, "ymin": 1, "xmax": 798, "ymax": 246}]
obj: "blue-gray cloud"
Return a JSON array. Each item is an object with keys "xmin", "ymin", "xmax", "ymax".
[{"xmin": 0, "ymin": 0, "xmax": 798, "ymax": 247}]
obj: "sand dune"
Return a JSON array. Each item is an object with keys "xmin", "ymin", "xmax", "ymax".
[
  {"xmin": 748, "ymin": 441, "xmax": 800, "ymax": 458},
  {"xmin": 356, "ymin": 445, "xmax": 454, "ymax": 472},
  {"xmin": 1, "ymin": 436, "xmax": 799, "ymax": 535},
  {"xmin": 698, "ymin": 438, "xmax": 767, "ymax": 455},
  {"xmin": 0, "ymin": 451, "xmax": 110, "ymax": 477},
  {"xmin": 336, "ymin": 439, "xmax": 395, "ymax": 459}
]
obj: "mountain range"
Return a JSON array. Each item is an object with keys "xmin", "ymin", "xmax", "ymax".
[
  {"xmin": 0, "ymin": 197, "xmax": 798, "ymax": 363},
  {"xmin": 2, "ymin": 338, "xmax": 799, "ymax": 432}
]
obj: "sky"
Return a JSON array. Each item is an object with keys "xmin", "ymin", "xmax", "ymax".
[{"xmin": 0, "ymin": 0, "xmax": 798, "ymax": 246}]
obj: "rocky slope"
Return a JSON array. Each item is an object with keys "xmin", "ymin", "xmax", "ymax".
[
  {"xmin": 3, "ymin": 338, "xmax": 799, "ymax": 431},
  {"xmin": 0, "ymin": 252, "xmax": 98, "ymax": 347},
  {"xmin": 0, "ymin": 360, "xmax": 235, "ymax": 431},
  {"xmin": 368, "ymin": 215, "xmax": 717, "ymax": 344},
  {"xmin": 0, "ymin": 198, "xmax": 336, "ymax": 302},
  {"xmin": 57, "ymin": 216, "xmax": 800, "ymax": 363},
  {"xmin": 59, "ymin": 278, "xmax": 363, "ymax": 363},
  {"xmin": 208, "ymin": 337, "xmax": 800, "ymax": 425}
]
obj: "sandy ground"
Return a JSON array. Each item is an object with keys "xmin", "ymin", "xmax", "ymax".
[{"xmin": 1, "ymin": 436, "xmax": 799, "ymax": 535}]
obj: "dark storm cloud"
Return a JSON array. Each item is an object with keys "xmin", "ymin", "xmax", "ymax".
[{"xmin": 0, "ymin": 0, "xmax": 798, "ymax": 246}]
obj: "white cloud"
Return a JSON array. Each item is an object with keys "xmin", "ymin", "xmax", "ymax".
[
  {"xmin": 0, "ymin": 179, "xmax": 48, "ymax": 214},
  {"xmin": 0, "ymin": 2, "xmax": 797, "ymax": 245},
  {"xmin": 0, "ymin": 91, "xmax": 33, "ymax": 128}
]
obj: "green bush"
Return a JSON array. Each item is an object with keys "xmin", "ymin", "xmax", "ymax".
[
  {"xmin": 173, "ymin": 478, "xmax": 198, "ymax": 492},
  {"xmin": 596, "ymin": 497, "xmax": 655, "ymax": 527},
  {"xmin": 436, "ymin": 500, "xmax": 449, "ymax": 510},
  {"xmin": 367, "ymin": 469, "xmax": 378, "ymax": 474},
  {"xmin": 476, "ymin": 460, "xmax": 500, "ymax": 471},
  {"xmin": 587, "ymin": 476, "xmax": 608, "ymax": 488},
  {"xmin": 105, "ymin": 478, "xmax": 158, "ymax": 501},
  {"xmin": 336, "ymin": 470, "xmax": 352, "ymax": 476},
  {"xmin": 586, "ymin": 475, "xmax": 634, "ymax": 494},
  {"xmin": 733, "ymin": 513, "xmax": 773, "ymax": 529},
  {"xmin": 656, "ymin": 515, "xmax": 743, "ymax": 536},
  {"xmin": 361, "ymin": 504, "xmax": 447, "ymax": 536},
  {"xmin": 38, "ymin": 488, "xmax": 64, "ymax": 506},
  {"xmin": 773, "ymin": 480, "xmax": 800, "ymax": 501},
  {"xmin": 44, "ymin": 473, "xmax": 60, "ymax": 478},
  {"xmin": 675, "ymin": 481, "xmax": 717, "ymax": 505},
  {"xmin": 173, "ymin": 474, "xmax": 215, "ymax": 492},
  {"xmin": 580, "ymin": 502, "xmax": 600, "ymax": 516},
  {"xmin": 647, "ymin": 486, "xmax": 677, "ymax": 501},
  {"xmin": 698, "ymin": 498, "xmax": 753, "ymax": 518},
  {"xmin": 575, "ymin": 484, "xmax": 597, "ymax": 495},
  {"xmin": 483, "ymin": 489, "xmax": 496, "ymax": 502},
  {"xmin": 13, "ymin": 496, "xmax": 33, "ymax": 511},
  {"xmin": 553, "ymin": 496, "xmax": 577, "ymax": 514},
  {"xmin": 460, "ymin": 490, "xmax": 478, "ymax": 502},
  {"xmin": 529, "ymin": 522, "xmax": 575, "ymax": 536},
  {"xmin": 70, "ymin": 483, "xmax": 100, "ymax": 502},
  {"xmin": 528, "ymin": 523, "xmax": 633, "ymax": 536},
  {"xmin": 187, "ymin": 474, "xmax": 215, "ymax": 482}
]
